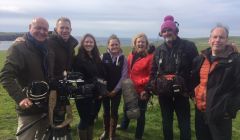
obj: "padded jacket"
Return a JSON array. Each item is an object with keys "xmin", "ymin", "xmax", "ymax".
[
  {"xmin": 128, "ymin": 52, "xmax": 153, "ymax": 94},
  {"xmin": 192, "ymin": 47, "xmax": 240, "ymax": 123}
]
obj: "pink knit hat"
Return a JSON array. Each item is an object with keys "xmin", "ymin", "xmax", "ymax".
[{"xmin": 160, "ymin": 15, "xmax": 177, "ymax": 33}]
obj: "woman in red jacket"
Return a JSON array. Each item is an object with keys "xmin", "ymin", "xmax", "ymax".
[{"xmin": 119, "ymin": 33, "xmax": 153, "ymax": 140}]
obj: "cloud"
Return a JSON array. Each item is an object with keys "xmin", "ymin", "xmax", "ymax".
[{"xmin": 0, "ymin": 0, "xmax": 239, "ymax": 38}]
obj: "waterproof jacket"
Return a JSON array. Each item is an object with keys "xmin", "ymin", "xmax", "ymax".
[
  {"xmin": 192, "ymin": 47, "xmax": 240, "ymax": 123},
  {"xmin": 149, "ymin": 37, "xmax": 198, "ymax": 93},
  {"xmin": 128, "ymin": 52, "xmax": 153, "ymax": 94},
  {"xmin": 48, "ymin": 31, "xmax": 78, "ymax": 79},
  {"xmin": 0, "ymin": 33, "xmax": 50, "ymax": 115}
]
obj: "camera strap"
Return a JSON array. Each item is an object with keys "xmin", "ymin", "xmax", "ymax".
[
  {"xmin": 23, "ymin": 81, "xmax": 49, "ymax": 101},
  {"xmin": 157, "ymin": 44, "xmax": 183, "ymax": 77}
]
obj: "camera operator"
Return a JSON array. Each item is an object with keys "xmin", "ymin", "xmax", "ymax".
[
  {"xmin": 148, "ymin": 15, "xmax": 198, "ymax": 140},
  {"xmin": 47, "ymin": 17, "xmax": 78, "ymax": 139},
  {"xmin": 73, "ymin": 33, "xmax": 107, "ymax": 140},
  {"xmin": 0, "ymin": 17, "xmax": 50, "ymax": 140}
]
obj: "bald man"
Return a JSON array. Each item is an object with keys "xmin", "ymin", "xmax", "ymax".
[{"xmin": 0, "ymin": 17, "xmax": 50, "ymax": 140}]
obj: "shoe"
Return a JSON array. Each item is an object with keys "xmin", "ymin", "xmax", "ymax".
[
  {"xmin": 99, "ymin": 131, "xmax": 108, "ymax": 140},
  {"xmin": 116, "ymin": 124, "xmax": 127, "ymax": 131}
]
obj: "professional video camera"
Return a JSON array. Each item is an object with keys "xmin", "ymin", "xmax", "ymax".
[
  {"xmin": 95, "ymin": 77, "xmax": 109, "ymax": 97},
  {"xmin": 57, "ymin": 71, "xmax": 95, "ymax": 99}
]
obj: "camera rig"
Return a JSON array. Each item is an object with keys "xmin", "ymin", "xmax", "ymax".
[{"xmin": 56, "ymin": 71, "xmax": 95, "ymax": 100}]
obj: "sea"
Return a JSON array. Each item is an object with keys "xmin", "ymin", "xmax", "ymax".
[
  {"xmin": 0, "ymin": 38, "xmax": 133, "ymax": 51},
  {"xmin": 0, "ymin": 37, "xmax": 160, "ymax": 51},
  {"xmin": 0, "ymin": 41, "xmax": 13, "ymax": 50}
]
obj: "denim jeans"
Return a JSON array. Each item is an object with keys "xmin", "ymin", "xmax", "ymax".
[
  {"xmin": 120, "ymin": 99, "xmax": 148, "ymax": 139},
  {"xmin": 158, "ymin": 94, "xmax": 191, "ymax": 140}
]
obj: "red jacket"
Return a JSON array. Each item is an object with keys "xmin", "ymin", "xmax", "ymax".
[{"xmin": 128, "ymin": 53, "xmax": 153, "ymax": 94}]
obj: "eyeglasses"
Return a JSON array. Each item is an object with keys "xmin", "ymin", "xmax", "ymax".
[{"xmin": 161, "ymin": 28, "xmax": 173, "ymax": 33}]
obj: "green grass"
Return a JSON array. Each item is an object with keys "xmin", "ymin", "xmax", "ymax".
[{"xmin": 1, "ymin": 38, "xmax": 240, "ymax": 140}]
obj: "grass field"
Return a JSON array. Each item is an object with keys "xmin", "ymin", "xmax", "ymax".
[{"xmin": 0, "ymin": 38, "xmax": 240, "ymax": 140}]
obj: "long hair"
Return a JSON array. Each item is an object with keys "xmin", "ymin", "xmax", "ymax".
[{"xmin": 77, "ymin": 33, "xmax": 101, "ymax": 63}]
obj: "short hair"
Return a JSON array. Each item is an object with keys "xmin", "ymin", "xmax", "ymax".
[
  {"xmin": 56, "ymin": 17, "xmax": 71, "ymax": 27},
  {"xmin": 210, "ymin": 23, "xmax": 229, "ymax": 38},
  {"xmin": 107, "ymin": 34, "xmax": 120, "ymax": 45}
]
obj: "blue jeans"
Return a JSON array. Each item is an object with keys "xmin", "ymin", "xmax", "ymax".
[
  {"xmin": 158, "ymin": 94, "xmax": 191, "ymax": 140},
  {"xmin": 120, "ymin": 99, "xmax": 148, "ymax": 139}
]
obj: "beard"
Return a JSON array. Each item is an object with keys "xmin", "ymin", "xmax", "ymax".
[{"xmin": 164, "ymin": 37, "xmax": 174, "ymax": 44}]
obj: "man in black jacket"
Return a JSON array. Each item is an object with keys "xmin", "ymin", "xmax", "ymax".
[
  {"xmin": 48, "ymin": 17, "xmax": 78, "ymax": 139},
  {"xmin": 0, "ymin": 17, "xmax": 50, "ymax": 140},
  {"xmin": 192, "ymin": 24, "xmax": 240, "ymax": 140},
  {"xmin": 148, "ymin": 15, "xmax": 198, "ymax": 140}
]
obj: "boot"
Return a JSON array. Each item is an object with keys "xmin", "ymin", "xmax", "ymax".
[
  {"xmin": 109, "ymin": 118, "xmax": 118, "ymax": 140},
  {"xmin": 99, "ymin": 114, "xmax": 110, "ymax": 140},
  {"xmin": 78, "ymin": 129, "xmax": 87, "ymax": 140},
  {"xmin": 87, "ymin": 125, "xmax": 94, "ymax": 140},
  {"xmin": 99, "ymin": 131, "xmax": 108, "ymax": 140}
]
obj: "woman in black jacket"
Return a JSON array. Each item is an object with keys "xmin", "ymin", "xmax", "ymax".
[{"xmin": 73, "ymin": 33, "xmax": 106, "ymax": 140}]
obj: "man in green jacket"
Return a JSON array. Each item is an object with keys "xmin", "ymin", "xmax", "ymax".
[{"xmin": 0, "ymin": 17, "xmax": 50, "ymax": 140}]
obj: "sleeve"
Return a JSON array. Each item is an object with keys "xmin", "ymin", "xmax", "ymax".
[
  {"xmin": 0, "ymin": 45, "xmax": 26, "ymax": 104},
  {"xmin": 145, "ymin": 49, "xmax": 159, "ymax": 92},
  {"xmin": 226, "ymin": 56, "xmax": 240, "ymax": 118},
  {"xmin": 114, "ymin": 56, "xmax": 128, "ymax": 93},
  {"xmin": 189, "ymin": 42, "xmax": 199, "ymax": 61},
  {"xmin": 149, "ymin": 49, "xmax": 159, "ymax": 81},
  {"xmin": 47, "ymin": 47, "xmax": 57, "ymax": 90},
  {"xmin": 185, "ymin": 41, "xmax": 199, "ymax": 92}
]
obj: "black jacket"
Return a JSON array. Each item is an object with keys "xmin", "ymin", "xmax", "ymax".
[
  {"xmin": 192, "ymin": 47, "xmax": 240, "ymax": 122},
  {"xmin": 150, "ymin": 37, "xmax": 198, "ymax": 93},
  {"xmin": 73, "ymin": 51, "xmax": 106, "ymax": 97},
  {"xmin": 48, "ymin": 32, "xmax": 78, "ymax": 79}
]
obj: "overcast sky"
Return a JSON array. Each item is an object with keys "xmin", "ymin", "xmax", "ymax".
[{"xmin": 0, "ymin": 0, "xmax": 239, "ymax": 38}]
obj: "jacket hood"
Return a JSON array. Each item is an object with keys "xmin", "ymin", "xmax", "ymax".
[{"xmin": 201, "ymin": 44, "xmax": 238, "ymax": 59}]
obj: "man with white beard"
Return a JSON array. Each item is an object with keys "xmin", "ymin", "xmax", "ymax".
[{"xmin": 148, "ymin": 15, "xmax": 198, "ymax": 140}]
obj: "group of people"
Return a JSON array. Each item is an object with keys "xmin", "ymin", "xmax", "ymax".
[{"xmin": 0, "ymin": 15, "xmax": 239, "ymax": 140}]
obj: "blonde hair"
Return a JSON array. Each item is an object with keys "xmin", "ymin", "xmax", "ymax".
[
  {"xmin": 132, "ymin": 33, "xmax": 149, "ymax": 46},
  {"xmin": 131, "ymin": 33, "xmax": 149, "ymax": 53}
]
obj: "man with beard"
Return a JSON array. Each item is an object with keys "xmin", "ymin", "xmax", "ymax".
[{"xmin": 148, "ymin": 15, "xmax": 198, "ymax": 140}]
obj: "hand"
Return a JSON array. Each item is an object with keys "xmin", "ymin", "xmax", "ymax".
[
  {"xmin": 108, "ymin": 90, "xmax": 117, "ymax": 98},
  {"xmin": 140, "ymin": 91, "xmax": 149, "ymax": 101},
  {"xmin": 14, "ymin": 37, "xmax": 25, "ymax": 43},
  {"xmin": 19, "ymin": 98, "xmax": 33, "ymax": 109}
]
